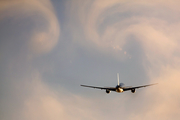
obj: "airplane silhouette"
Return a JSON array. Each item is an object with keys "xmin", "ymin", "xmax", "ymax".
[{"xmin": 81, "ymin": 73, "xmax": 157, "ymax": 94}]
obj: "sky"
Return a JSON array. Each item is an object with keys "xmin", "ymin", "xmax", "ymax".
[{"xmin": 0, "ymin": 0, "xmax": 180, "ymax": 120}]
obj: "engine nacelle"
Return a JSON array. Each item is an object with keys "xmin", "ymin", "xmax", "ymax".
[
  {"xmin": 106, "ymin": 89, "xmax": 111, "ymax": 94},
  {"xmin": 131, "ymin": 89, "xmax": 136, "ymax": 93}
]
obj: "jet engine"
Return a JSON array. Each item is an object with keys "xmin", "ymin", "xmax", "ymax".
[
  {"xmin": 131, "ymin": 89, "xmax": 136, "ymax": 93},
  {"xmin": 106, "ymin": 89, "xmax": 111, "ymax": 94}
]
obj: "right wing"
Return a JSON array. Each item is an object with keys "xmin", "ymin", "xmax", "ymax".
[
  {"xmin": 80, "ymin": 85, "xmax": 116, "ymax": 91},
  {"xmin": 123, "ymin": 83, "xmax": 158, "ymax": 91}
]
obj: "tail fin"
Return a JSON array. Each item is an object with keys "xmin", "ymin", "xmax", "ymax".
[{"xmin": 117, "ymin": 73, "xmax": 119, "ymax": 86}]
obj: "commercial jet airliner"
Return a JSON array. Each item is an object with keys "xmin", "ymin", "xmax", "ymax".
[{"xmin": 81, "ymin": 73, "xmax": 157, "ymax": 94}]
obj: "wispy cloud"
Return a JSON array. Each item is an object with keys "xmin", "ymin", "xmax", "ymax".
[
  {"xmin": 66, "ymin": 0, "xmax": 180, "ymax": 67},
  {"xmin": 0, "ymin": 0, "xmax": 60, "ymax": 55},
  {"xmin": 0, "ymin": 0, "xmax": 60, "ymax": 120}
]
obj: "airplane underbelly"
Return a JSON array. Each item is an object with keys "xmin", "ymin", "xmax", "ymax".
[{"xmin": 116, "ymin": 88, "xmax": 123, "ymax": 93}]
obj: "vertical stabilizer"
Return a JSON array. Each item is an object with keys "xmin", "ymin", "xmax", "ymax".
[{"xmin": 117, "ymin": 73, "xmax": 119, "ymax": 86}]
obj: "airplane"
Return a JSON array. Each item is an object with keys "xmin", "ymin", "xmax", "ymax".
[{"xmin": 81, "ymin": 73, "xmax": 157, "ymax": 94}]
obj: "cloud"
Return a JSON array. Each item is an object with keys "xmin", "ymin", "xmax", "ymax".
[
  {"xmin": 65, "ymin": 0, "xmax": 180, "ymax": 119},
  {"xmin": 20, "ymin": 71, "xmax": 69, "ymax": 120},
  {"xmin": 0, "ymin": 0, "xmax": 60, "ymax": 55},
  {"xmin": 66, "ymin": 0, "xmax": 180, "ymax": 73},
  {"xmin": 128, "ymin": 66, "xmax": 180, "ymax": 120},
  {"xmin": 18, "ymin": 71, "xmax": 104, "ymax": 120},
  {"xmin": 0, "ymin": 0, "xmax": 61, "ymax": 120},
  {"xmin": 1, "ymin": 0, "xmax": 180, "ymax": 120},
  {"xmin": 66, "ymin": 0, "xmax": 179, "ymax": 60}
]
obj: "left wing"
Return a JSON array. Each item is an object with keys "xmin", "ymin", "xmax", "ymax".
[
  {"xmin": 123, "ymin": 83, "xmax": 158, "ymax": 91},
  {"xmin": 81, "ymin": 85, "xmax": 116, "ymax": 91}
]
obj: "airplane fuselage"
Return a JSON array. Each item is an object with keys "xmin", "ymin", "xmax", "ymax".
[{"xmin": 116, "ymin": 87, "xmax": 124, "ymax": 93}]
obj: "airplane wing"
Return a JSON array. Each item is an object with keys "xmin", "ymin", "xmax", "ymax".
[
  {"xmin": 81, "ymin": 85, "xmax": 116, "ymax": 91},
  {"xmin": 122, "ymin": 83, "xmax": 158, "ymax": 91}
]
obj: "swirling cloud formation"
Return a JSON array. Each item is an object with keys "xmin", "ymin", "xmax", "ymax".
[
  {"xmin": 66, "ymin": 0, "xmax": 180, "ymax": 119},
  {"xmin": 1, "ymin": 0, "xmax": 180, "ymax": 120},
  {"xmin": 0, "ymin": 0, "xmax": 61, "ymax": 120},
  {"xmin": 0, "ymin": 0, "xmax": 60, "ymax": 55},
  {"xmin": 68, "ymin": 0, "xmax": 179, "ymax": 62}
]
